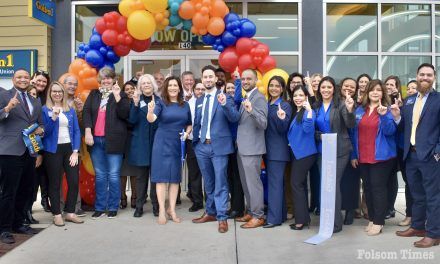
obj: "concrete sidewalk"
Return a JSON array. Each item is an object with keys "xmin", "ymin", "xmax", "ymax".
[{"xmin": 0, "ymin": 193, "xmax": 437, "ymax": 264}]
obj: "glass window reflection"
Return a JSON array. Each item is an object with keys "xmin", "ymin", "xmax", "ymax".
[
  {"xmin": 381, "ymin": 56, "xmax": 431, "ymax": 89},
  {"xmin": 327, "ymin": 55, "xmax": 377, "ymax": 83}
]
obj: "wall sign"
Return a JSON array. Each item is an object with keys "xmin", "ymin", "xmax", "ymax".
[
  {"xmin": 28, "ymin": 0, "xmax": 56, "ymax": 28},
  {"xmin": 0, "ymin": 50, "xmax": 38, "ymax": 78}
]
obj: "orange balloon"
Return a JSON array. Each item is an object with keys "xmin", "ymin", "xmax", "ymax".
[
  {"xmin": 80, "ymin": 140, "xmax": 95, "ymax": 175},
  {"xmin": 69, "ymin": 59, "xmax": 85, "ymax": 74},
  {"xmin": 207, "ymin": 17, "xmax": 225, "ymax": 36},
  {"xmin": 178, "ymin": 1, "xmax": 196, "ymax": 20},
  {"xmin": 192, "ymin": 12, "xmax": 209, "ymax": 28},
  {"xmin": 210, "ymin": 0, "xmax": 229, "ymax": 18}
]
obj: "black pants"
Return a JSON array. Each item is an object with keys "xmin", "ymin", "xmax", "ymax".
[
  {"xmin": 291, "ymin": 154, "xmax": 316, "ymax": 225},
  {"xmin": 135, "ymin": 166, "xmax": 158, "ymax": 209},
  {"xmin": 186, "ymin": 140, "xmax": 203, "ymax": 206},
  {"xmin": 387, "ymin": 160, "xmax": 399, "ymax": 212},
  {"xmin": 308, "ymin": 161, "xmax": 320, "ymax": 211},
  {"xmin": 398, "ymin": 148, "xmax": 412, "ymax": 217},
  {"xmin": 0, "ymin": 152, "xmax": 35, "ymax": 233},
  {"xmin": 360, "ymin": 159, "xmax": 396, "ymax": 225},
  {"xmin": 341, "ymin": 163, "xmax": 360, "ymax": 211},
  {"xmin": 45, "ymin": 144, "xmax": 79, "ymax": 215},
  {"xmin": 228, "ymin": 151, "xmax": 244, "ymax": 213}
]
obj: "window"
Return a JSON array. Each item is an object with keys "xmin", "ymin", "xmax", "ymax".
[{"xmin": 327, "ymin": 55, "xmax": 377, "ymax": 83}]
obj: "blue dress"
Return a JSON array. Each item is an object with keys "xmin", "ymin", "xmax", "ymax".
[{"xmin": 151, "ymin": 100, "xmax": 192, "ymax": 183}]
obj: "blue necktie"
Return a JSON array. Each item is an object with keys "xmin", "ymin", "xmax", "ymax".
[
  {"xmin": 21, "ymin": 91, "xmax": 31, "ymax": 115},
  {"xmin": 200, "ymin": 94, "xmax": 211, "ymax": 142}
]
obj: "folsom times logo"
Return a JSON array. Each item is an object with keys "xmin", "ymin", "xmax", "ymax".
[{"xmin": 357, "ymin": 249, "xmax": 435, "ymax": 260}]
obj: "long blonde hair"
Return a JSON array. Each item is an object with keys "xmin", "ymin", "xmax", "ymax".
[{"xmin": 45, "ymin": 81, "xmax": 70, "ymax": 112}]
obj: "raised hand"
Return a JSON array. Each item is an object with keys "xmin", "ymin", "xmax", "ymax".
[
  {"xmin": 277, "ymin": 103, "xmax": 286, "ymax": 120},
  {"xmin": 52, "ymin": 106, "xmax": 61, "ymax": 121},
  {"xmin": 302, "ymin": 97, "xmax": 312, "ymax": 112},
  {"xmin": 112, "ymin": 82, "xmax": 121, "ymax": 95},
  {"xmin": 133, "ymin": 89, "xmax": 141, "ymax": 106},
  {"xmin": 396, "ymin": 93, "xmax": 403, "ymax": 107},
  {"xmin": 217, "ymin": 90, "xmax": 226, "ymax": 105},
  {"xmin": 184, "ymin": 91, "xmax": 193, "ymax": 101},
  {"xmin": 73, "ymin": 97, "xmax": 84, "ymax": 112},
  {"xmin": 377, "ymin": 100, "xmax": 387, "ymax": 116},
  {"xmin": 390, "ymin": 98, "xmax": 401, "ymax": 121},
  {"xmin": 345, "ymin": 90, "xmax": 355, "ymax": 113},
  {"xmin": 233, "ymin": 67, "xmax": 240, "ymax": 80},
  {"xmin": 148, "ymin": 94, "xmax": 156, "ymax": 113},
  {"xmin": 243, "ymin": 99, "xmax": 252, "ymax": 113},
  {"xmin": 5, "ymin": 92, "xmax": 20, "ymax": 113}
]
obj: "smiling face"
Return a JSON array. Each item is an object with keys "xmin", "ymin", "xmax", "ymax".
[
  {"xmin": 225, "ymin": 82, "xmax": 235, "ymax": 97},
  {"xmin": 416, "ymin": 66, "xmax": 435, "ymax": 94},
  {"xmin": 100, "ymin": 76, "xmax": 114, "ymax": 90},
  {"xmin": 293, "ymin": 88, "xmax": 307, "ymax": 108},
  {"xmin": 368, "ymin": 84, "xmax": 383, "ymax": 104},
  {"xmin": 167, "ymin": 79, "xmax": 180, "ymax": 100},
  {"xmin": 13, "ymin": 70, "xmax": 30, "ymax": 91},
  {"xmin": 33, "ymin": 74, "xmax": 48, "ymax": 92},
  {"xmin": 241, "ymin": 70, "xmax": 257, "ymax": 92},
  {"xmin": 202, "ymin": 69, "xmax": 217, "ymax": 90},
  {"xmin": 182, "ymin": 74, "xmax": 195, "ymax": 92},
  {"xmin": 268, "ymin": 79, "xmax": 282, "ymax": 99},
  {"xmin": 406, "ymin": 82, "xmax": 417, "ymax": 96},
  {"xmin": 139, "ymin": 78, "xmax": 154, "ymax": 96},
  {"xmin": 28, "ymin": 87, "xmax": 37, "ymax": 98},
  {"xmin": 64, "ymin": 76, "xmax": 78, "ymax": 96},
  {"xmin": 289, "ymin": 76, "xmax": 303, "ymax": 91},
  {"xmin": 193, "ymin": 83, "xmax": 205, "ymax": 98},
  {"xmin": 319, "ymin": 80, "xmax": 334, "ymax": 101},
  {"xmin": 311, "ymin": 76, "xmax": 322, "ymax": 92},
  {"xmin": 385, "ymin": 78, "xmax": 398, "ymax": 96},
  {"xmin": 124, "ymin": 83, "xmax": 136, "ymax": 98},
  {"xmin": 50, "ymin": 84, "xmax": 65, "ymax": 104},
  {"xmin": 341, "ymin": 79, "xmax": 356, "ymax": 98},
  {"xmin": 154, "ymin": 73, "xmax": 165, "ymax": 88},
  {"xmin": 358, "ymin": 76, "xmax": 369, "ymax": 92}
]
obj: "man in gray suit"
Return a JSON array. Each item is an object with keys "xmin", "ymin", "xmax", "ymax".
[
  {"xmin": 235, "ymin": 69, "xmax": 268, "ymax": 228},
  {"xmin": 0, "ymin": 69, "xmax": 44, "ymax": 244}
]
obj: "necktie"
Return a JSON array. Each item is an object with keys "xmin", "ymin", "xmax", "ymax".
[
  {"xmin": 410, "ymin": 94, "xmax": 423, "ymax": 146},
  {"xmin": 21, "ymin": 91, "xmax": 31, "ymax": 115},
  {"xmin": 200, "ymin": 94, "xmax": 211, "ymax": 142}
]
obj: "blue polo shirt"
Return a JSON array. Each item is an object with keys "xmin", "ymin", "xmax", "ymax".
[{"xmin": 316, "ymin": 102, "xmax": 332, "ymax": 153}]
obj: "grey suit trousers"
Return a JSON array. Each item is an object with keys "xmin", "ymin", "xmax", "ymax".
[{"xmin": 237, "ymin": 152, "xmax": 264, "ymax": 218}]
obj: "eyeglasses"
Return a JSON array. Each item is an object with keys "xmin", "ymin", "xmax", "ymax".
[
  {"xmin": 64, "ymin": 82, "xmax": 78, "ymax": 87},
  {"xmin": 36, "ymin": 70, "xmax": 49, "ymax": 75},
  {"xmin": 51, "ymin": 90, "xmax": 63, "ymax": 94}
]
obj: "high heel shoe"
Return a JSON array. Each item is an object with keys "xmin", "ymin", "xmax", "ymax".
[
  {"xmin": 166, "ymin": 209, "xmax": 181, "ymax": 223},
  {"xmin": 367, "ymin": 224, "xmax": 383, "ymax": 236},
  {"xmin": 290, "ymin": 222, "xmax": 310, "ymax": 230}
]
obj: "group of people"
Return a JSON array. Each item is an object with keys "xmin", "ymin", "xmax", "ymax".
[{"xmin": 0, "ymin": 62, "xmax": 439, "ymax": 249}]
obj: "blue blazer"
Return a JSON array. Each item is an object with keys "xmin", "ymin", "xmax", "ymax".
[
  {"xmin": 288, "ymin": 110, "xmax": 317, "ymax": 159},
  {"xmin": 399, "ymin": 91, "xmax": 440, "ymax": 161},
  {"xmin": 193, "ymin": 90, "xmax": 240, "ymax": 156},
  {"xmin": 265, "ymin": 99, "xmax": 292, "ymax": 161},
  {"xmin": 127, "ymin": 96, "xmax": 159, "ymax": 166},
  {"xmin": 351, "ymin": 106, "xmax": 397, "ymax": 161},
  {"xmin": 42, "ymin": 106, "xmax": 81, "ymax": 154}
]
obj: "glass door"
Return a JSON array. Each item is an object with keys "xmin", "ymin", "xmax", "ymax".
[
  {"xmin": 125, "ymin": 55, "xmax": 185, "ymax": 83},
  {"xmin": 186, "ymin": 55, "xmax": 220, "ymax": 79}
]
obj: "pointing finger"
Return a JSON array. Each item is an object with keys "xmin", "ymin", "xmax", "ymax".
[{"xmin": 14, "ymin": 91, "xmax": 18, "ymax": 99}]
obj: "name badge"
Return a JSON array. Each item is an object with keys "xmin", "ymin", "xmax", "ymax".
[
  {"xmin": 406, "ymin": 98, "xmax": 415, "ymax": 105},
  {"xmin": 197, "ymin": 104, "xmax": 203, "ymax": 108},
  {"xmin": 140, "ymin": 101, "xmax": 147, "ymax": 108},
  {"xmin": 48, "ymin": 111, "xmax": 52, "ymax": 117}
]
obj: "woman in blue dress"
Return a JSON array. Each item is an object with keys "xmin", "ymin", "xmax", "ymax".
[{"xmin": 147, "ymin": 76, "xmax": 192, "ymax": 225}]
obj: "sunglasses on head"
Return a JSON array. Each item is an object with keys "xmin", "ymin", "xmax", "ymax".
[{"xmin": 35, "ymin": 70, "xmax": 49, "ymax": 77}]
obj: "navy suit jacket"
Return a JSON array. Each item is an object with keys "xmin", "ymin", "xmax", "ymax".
[
  {"xmin": 400, "ymin": 90, "xmax": 440, "ymax": 161},
  {"xmin": 265, "ymin": 100, "xmax": 292, "ymax": 162},
  {"xmin": 193, "ymin": 90, "xmax": 240, "ymax": 156}
]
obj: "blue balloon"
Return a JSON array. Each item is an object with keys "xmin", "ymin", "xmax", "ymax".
[
  {"xmin": 217, "ymin": 45, "xmax": 225, "ymax": 52},
  {"xmin": 182, "ymin": 19, "xmax": 192, "ymax": 31},
  {"xmin": 214, "ymin": 38, "xmax": 222, "ymax": 45},
  {"xmin": 83, "ymin": 44, "xmax": 90, "ymax": 53},
  {"xmin": 170, "ymin": 2, "xmax": 180, "ymax": 14},
  {"xmin": 89, "ymin": 34, "xmax": 103, "ymax": 50},
  {"xmin": 85, "ymin": 49, "xmax": 104, "ymax": 68},
  {"xmin": 232, "ymin": 28, "xmax": 241, "ymax": 37},
  {"xmin": 99, "ymin": 47, "xmax": 108, "ymax": 55},
  {"xmin": 77, "ymin": 50, "xmax": 86, "ymax": 59},
  {"xmin": 169, "ymin": 14, "xmax": 182, "ymax": 27},
  {"xmin": 240, "ymin": 20, "xmax": 256, "ymax": 38},
  {"xmin": 106, "ymin": 50, "xmax": 120, "ymax": 64},
  {"xmin": 202, "ymin": 34, "xmax": 216, "ymax": 45},
  {"xmin": 101, "ymin": 61, "xmax": 115, "ymax": 70},
  {"xmin": 224, "ymin": 13, "xmax": 240, "ymax": 24},
  {"xmin": 222, "ymin": 31, "xmax": 237, "ymax": 46},
  {"xmin": 92, "ymin": 27, "xmax": 98, "ymax": 35}
]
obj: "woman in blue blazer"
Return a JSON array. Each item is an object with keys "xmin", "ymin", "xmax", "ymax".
[
  {"xmin": 42, "ymin": 81, "xmax": 82, "ymax": 226},
  {"xmin": 287, "ymin": 85, "xmax": 317, "ymax": 230},
  {"xmin": 263, "ymin": 76, "xmax": 292, "ymax": 228},
  {"xmin": 128, "ymin": 74, "xmax": 159, "ymax": 217},
  {"xmin": 350, "ymin": 79, "xmax": 397, "ymax": 236}
]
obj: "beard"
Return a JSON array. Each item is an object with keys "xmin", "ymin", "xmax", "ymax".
[
  {"xmin": 417, "ymin": 80, "xmax": 433, "ymax": 94},
  {"xmin": 216, "ymin": 80, "xmax": 225, "ymax": 89}
]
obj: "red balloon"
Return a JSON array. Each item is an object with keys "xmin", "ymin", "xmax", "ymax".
[
  {"xmin": 114, "ymin": 44, "xmax": 131, "ymax": 56},
  {"xmin": 62, "ymin": 173, "xmax": 68, "ymax": 202},
  {"xmin": 116, "ymin": 16, "xmax": 128, "ymax": 33},
  {"xmin": 258, "ymin": 55, "xmax": 277, "ymax": 74},
  {"xmin": 79, "ymin": 165, "xmax": 95, "ymax": 206},
  {"xmin": 251, "ymin": 43, "xmax": 270, "ymax": 58},
  {"xmin": 102, "ymin": 30, "xmax": 118, "ymax": 46},
  {"xmin": 95, "ymin": 18, "xmax": 106, "ymax": 34},
  {"xmin": 236, "ymin": 38, "xmax": 254, "ymax": 56},
  {"xmin": 131, "ymin": 38, "xmax": 151, "ymax": 52},
  {"xmin": 238, "ymin": 54, "xmax": 256, "ymax": 72},
  {"xmin": 219, "ymin": 47, "xmax": 238, "ymax": 73}
]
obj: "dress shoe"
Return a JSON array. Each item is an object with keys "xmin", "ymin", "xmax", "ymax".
[
  {"xmin": 218, "ymin": 221, "xmax": 228, "ymax": 233},
  {"xmin": 0, "ymin": 232, "xmax": 15, "ymax": 244},
  {"xmin": 363, "ymin": 213, "xmax": 369, "ymax": 220},
  {"xmin": 240, "ymin": 218, "xmax": 265, "ymax": 229},
  {"xmin": 398, "ymin": 217, "xmax": 411, "ymax": 227},
  {"xmin": 176, "ymin": 198, "xmax": 182, "ymax": 205},
  {"xmin": 65, "ymin": 214, "xmax": 84, "ymax": 224},
  {"xmin": 53, "ymin": 215, "xmax": 65, "ymax": 227},
  {"xmin": 133, "ymin": 208, "xmax": 143, "ymax": 218},
  {"xmin": 290, "ymin": 223, "xmax": 309, "ymax": 230},
  {"xmin": 365, "ymin": 221, "xmax": 373, "ymax": 232},
  {"xmin": 13, "ymin": 226, "xmax": 38, "ymax": 235},
  {"xmin": 385, "ymin": 209, "xmax": 396, "ymax": 219},
  {"xmin": 263, "ymin": 223, "xmax": 281, "ymax": 228},
  {"xmin": 152, "ymin": 204, "xmax": 159, "ymax": 217},
  {"xmin": 333, "ymin": 227, "xmax": 343, "ymax": 234},
  {"xmin": 228, "ymin": 210, "xmax": 243, "ymax": 219},
  {"xmin": 192, "ymin": 213, "xmax": 216, "ymax": 223},
  {"xmin": 188, "ymin": 204, "xmax": 204, "ymax": 212},
  {"xmin": 75, "ymin": 209, "xmax": 87, "ymax": 217},
  {"xmin": 344, "ymin": 210, "xmax": 354, "ymax": 225},
  {"xmin": 414, "ymin": 237, "xmax": 440, "ymax": 248},
  {"xmin": 41, "ymin": 198, "xmax": 51, "ymax": 213},
  {"xmin": 120, "ymin": 199, "xmax": 127, "ymax": 209},
  {"xmin": 367, "ymin": 224, "xmax": 383, "ymax": 236},
  {"xmin": 26, "ymin": 210, "xmax": 39, "ymax": 225},
  {"xmin": 396, "ymin": 227, "xmax": 426, "ymax": 237},
  {"xmin": 235, "ymin": 213, "xmax": 252, "ymax": 223},
  {"xmin": 354, "ymin": 210, "xmax": 362, "ymax": 219}
]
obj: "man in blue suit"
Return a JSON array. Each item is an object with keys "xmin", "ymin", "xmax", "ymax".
[
  {"xmin": 191, "ymin": 65, "xmax": 240, "ymax": 233},
  {"xmin": 391, "ymin": 63, "xmax": 440, "ymax": 248}
]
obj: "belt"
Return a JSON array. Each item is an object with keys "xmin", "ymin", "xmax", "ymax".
[
  {"xmin": 410, "ymin": 145, "xmax": 416, "ymax": 152},
  {"xmin": 204, "ymin": 139, "xmax": 211, "ymax": 144}
]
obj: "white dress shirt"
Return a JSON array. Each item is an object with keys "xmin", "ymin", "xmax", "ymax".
[{"xmin": 200, "ymin": 88, "xmax": 218, "ymax": 140}]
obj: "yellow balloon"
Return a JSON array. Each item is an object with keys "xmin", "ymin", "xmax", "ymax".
[
  {"xmin": 241, "ymin": 70, "xmax": 267, "ymax": 98},
  {"xmin": 262, "ymin": 68, "xmax": 289, "ymax": 92},
  {"xmin": 127, "ymin": 10, "xmax": 156, "ymax": 40},
  {"xmin": 118, "ymin": 0, "xmax": 132, "ymax": 17},
  {"xmin": 142, "ymin": 0, "xmax": 167, "ymax": 13}
]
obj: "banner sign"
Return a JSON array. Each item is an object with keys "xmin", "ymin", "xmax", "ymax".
[
  {"xmin": 28, "ymin": 0, "xmax": 56, "ymax": 28},
  {"xmin": 0, "ymin": 50, "xmax": 38, "ymax": 78},
  {"xmin": 23, "ymin": 123, "xmax": 44, "ymax": 156},
  {"xmin": 304, "ymin": 133, "xmax": 337, "ymax": 245}
]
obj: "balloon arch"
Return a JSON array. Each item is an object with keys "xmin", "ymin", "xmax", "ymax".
[{"xmin": 65, "ymin": 0, "xmax": 290, "ymax": 206}]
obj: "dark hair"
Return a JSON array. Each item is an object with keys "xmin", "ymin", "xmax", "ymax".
[
  {"xmin": 407, "ymin": 80, "xmax": 417, "ymax": 87},
  {"xmin": 201, "ymin": 65, "xmax": 216, "ymax": 75},
  {"xmin": 215, "ymin": 67, "xmax": 226, "ymax": 74},
  {"xmin": 356, "ymin": 73, "xmax": 371, "ymax": 89},
  {"xmin": 362, "ymin": 79, "xmax": 390, "ymax": 108},
  {"xmin": 417, "ymin": 63, "xmax": 436, "ymax": 75},
  {"xmin": 384, "ymin": 75, "xmax": 401, "ymax": 93},
  {"xmin": 267, "ymin": 75, "xmax": 286, "ymax": 102},
  {"xmin": 339, "ymin": 77, "xmax": 358, "ymax": 100},
  {"xmin": 285, "ymin": 72, "xmax": 306, "ymax": 101},
  {"xmin": 291, "ymin": 84, "xmax": 311, "ymax": 124},
  {"xmin": 314, "ymin": 76, "xmax": 340, "ymax": 108},
  {"xmin": 32, "ymin": 70, "xmax": 51, "ymax": 104},
  {"xmin": 162, "ymin": 76, "xmax": 185, "ymax": 106},
  {"xmin": 123, "ymin": 81, "xmax": 136, "ymax": 91}
]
